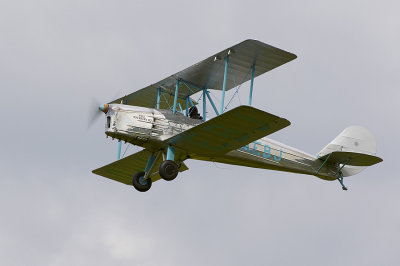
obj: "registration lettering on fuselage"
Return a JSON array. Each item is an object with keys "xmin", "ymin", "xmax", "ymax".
[{"xmin": 241, "ymin": 142, "xmax": 283, "ymax": 162}]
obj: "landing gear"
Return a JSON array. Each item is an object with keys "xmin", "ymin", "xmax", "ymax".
[
  {"xmin": 132, "ymin": 171, "xmax": 152, "ymax": 192},
  {"xmin": 131, "ymin": 147, "xmax": 179, "ymax": 191},
  {"xmin": 159, "ymin": 160, "xmax": 179, "ymax": 181}
]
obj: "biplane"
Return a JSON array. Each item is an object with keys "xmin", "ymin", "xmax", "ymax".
[{"xmin": 91, "ymin": 39, "xmax": 382, "ymax": 192}]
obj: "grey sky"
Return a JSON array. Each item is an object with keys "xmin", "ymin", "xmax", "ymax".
[{"xmin": 1, "ymin": 0, "xmax": 399, "ymax": 265}]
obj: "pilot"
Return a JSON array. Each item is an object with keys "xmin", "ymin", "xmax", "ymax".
[{"xmin": 189, "ymin": 106, "xmax": 203, "ymax": 120}]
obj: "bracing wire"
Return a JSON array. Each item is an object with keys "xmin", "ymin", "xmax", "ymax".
[
  {"xmin": 224, "ymin": 68, "xmax": 252, "ymax": 111},
  {"xmin": 212, "ymin": 161, "xmax": 231, "ymax": 170},
  {"xmin": 224, "ymin": 86, "xmax": 241, "ymax": 111},
  {"xmin": 161, "ymin": 93, "xmax": 172, "ymax": 110},
  {"xmin": 176, "ymin": 82, "xmax": 204, "ymax": 117},
  {"xmin": 122, "ymin": 143, "xmax": 130, "ymax": 158}
]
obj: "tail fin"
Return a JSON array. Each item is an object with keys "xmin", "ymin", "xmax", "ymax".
[{"xmin": 318, "ymin": 126, "xmax": 382, "ymax": 177}]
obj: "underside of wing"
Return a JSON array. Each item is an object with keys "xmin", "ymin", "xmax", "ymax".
[
  {"xmin": 92, "ymin": 149, "xmax": 189, "ymax": 185},
  {"xmin": 109, "ymin": 85, "xmax": 195, "ymax": 110},
  {"xmin": 110, "ymin": 39, "xmax": 296, "ymax": 107},
  {"xmin": 167, "ymin": 105, "xmax": 290, "ymax": 157}
]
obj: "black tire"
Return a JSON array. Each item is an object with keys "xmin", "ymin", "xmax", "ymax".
[
  {"xmin": 132, "ymin": 171, "xmax": 152, "ymax": 192},
  {"xmin": 159, "ymin": 160, "xmax": 179, "ymax": 181}
]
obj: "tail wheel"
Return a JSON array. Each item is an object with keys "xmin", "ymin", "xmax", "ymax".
[
  {"xmin": 159, "ymin": 160, "xmax": 179, "ymax": 181},
  {"xmin": 132, "ymin": 171, "xmax": 152, "ymax": 192}
]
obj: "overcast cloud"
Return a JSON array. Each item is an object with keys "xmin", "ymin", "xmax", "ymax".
[{"xmin": 0, "ymin": 0, "xmax": 399, "ymax": 265}]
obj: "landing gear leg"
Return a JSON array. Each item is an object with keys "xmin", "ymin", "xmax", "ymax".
[
  {"xmin": 335, "ymin": 159, "xmax": 350, "ymax": 191},
  {"xmin": 143, "ymin": 152, "xmax": 161, "ymax": 180},
  {"xmin": 337, "ymin": 172, "xmax": 348, "ymax": 191},
  {"xmin": 132, "ymin": 152, "xmax": 161, "ymax": 192}
]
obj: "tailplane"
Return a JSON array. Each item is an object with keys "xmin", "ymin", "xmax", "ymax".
[{"xmin": 318, "ymin": 126, "xmax": 382, "ymax": 177}]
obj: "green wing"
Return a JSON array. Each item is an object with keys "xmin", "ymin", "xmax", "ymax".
[
  {"xmin": 168, "ymin": 106, "xmax": 290, "ymax": 156},
  {"xmin": 92, "ymin": 149, "xmax": 189, "ymax": 185}
]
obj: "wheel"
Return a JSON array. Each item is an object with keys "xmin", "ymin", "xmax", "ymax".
[
  {"xmin": 132, "ymin": 171, "xmax": 152, "ymax": 192},
  {"xmin": 159, "ymin": 160, "xmax": 179, "ymax": 181}
]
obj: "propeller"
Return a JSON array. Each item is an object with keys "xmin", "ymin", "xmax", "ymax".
[
  {"xmin": 87, "ymin": 90, "xmax": 124, "ymax": 159},
  {"xmin": 87, "ymin": 98, "xmax": 108, "ymax": 129}
]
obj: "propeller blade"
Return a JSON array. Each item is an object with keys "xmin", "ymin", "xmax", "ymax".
[
  {"xmin": 87, "ymin": 98, "xmax": 102, "ymax": 129},
  {"xmin": 87, "ymin": 89, "xmax": 122, "ymax": 130}
]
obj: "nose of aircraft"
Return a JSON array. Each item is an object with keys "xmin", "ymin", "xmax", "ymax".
[{"xmin": 99, "ymin": 104, "xmax": 109, "ymax": 114}]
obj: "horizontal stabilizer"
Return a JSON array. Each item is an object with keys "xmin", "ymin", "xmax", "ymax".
[
  {"xmin": 318, "ymin": 151, "xmax": 383, "ymax": 166},
  {"xmin": 168, "ymin": 105, "xmax": 290, "ymax": 156},
  {"xmin": 92, "ymin": 149, "xmax": 188, "ymax": 185}
]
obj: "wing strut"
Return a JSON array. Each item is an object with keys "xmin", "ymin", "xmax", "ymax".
[
  {"xmin": 205, "ymin": 89, "xmax": 219, "ymax": 116},
  {"xmin": 117, "ymin": 140, "xmax": 122, "ymax": 159},
  {"xmin": 173, "ymin": 80, "xmax": 180, "ymax": 114},
  {"xmin": 202, "ymin": 89, "xmax": 207, "ymax": 121},
  {"xmin": 220, "ymin": 54, "xmax": 229, "ymax": 114},
  {"xmin": 249, "ymin": 64, "xmax": 255, "ymax": 106},
  {"xmin": 156, "ymin": 87, "xmax": 161, "ymax": 109}
]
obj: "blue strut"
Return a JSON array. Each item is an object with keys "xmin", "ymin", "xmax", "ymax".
[
  {"xmin": 145, "ymin": 153, "xmax": 156, "ymax": 173},
  {"xmin": 203, "ymin": 89, "xmax": 207, "ymax": 121},
  {"xmin": 117, "ymin": 140, "xmax": 122, "ymax": 159},
  {"xmin": 220, "ymin": 56, "xmax": 229, "ymax": 114},
  {"xmin": 156, "ymin": 87, "xmax": 161, "ymax": 109},
  {"xmin": 249, "ymin": 65, "xmax": 255, "ymax": 106},
  {"xmin": 205, "ymin": 89, "xmax": 219, "ymax": 116},
  {"xmin": 166, "ymin": 146, "xmax": 175, "ymax": 161},
  {"xmin": 185, "ymin": 97, "xmax": 189, "ymax": 116},
  {"xmin": 173, "ymin": 80, "xmax": 180, "ymax": 114}
]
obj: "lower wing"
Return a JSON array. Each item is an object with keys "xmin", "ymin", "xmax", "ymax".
[{"xmin": 92, "ymin": 149, "xmax": 189, "ymax": 185}]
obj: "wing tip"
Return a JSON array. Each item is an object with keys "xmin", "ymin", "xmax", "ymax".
[
  {"xmin": 281, "ymin": 117, "xmax": 291, "ymax": 127},
  {"xmin": 242, "ymin": 39, "xmax": 297, "ymax": 60}
]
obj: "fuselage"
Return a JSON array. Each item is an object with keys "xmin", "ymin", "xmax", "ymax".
[{"xmin": 104, "ymin": 104, "xmax": 339, "ymax": 181}]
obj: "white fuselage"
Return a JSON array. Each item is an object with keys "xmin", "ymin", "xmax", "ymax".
[{"xmin": 104, "ymin": 104, "xmax": 339, "ymax": 181}]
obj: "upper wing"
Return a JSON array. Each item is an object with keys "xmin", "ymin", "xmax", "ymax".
[
  {"xmin": 92, "ymin": 149, "xmax": 189, "ymax": 185},
  {"xmin": 110, "ymin": 39, "xmax": 296, "ymax": 107},
  {"xmin": 167, "ymin": 106, "xmax": 290, "ymax": 156}
]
